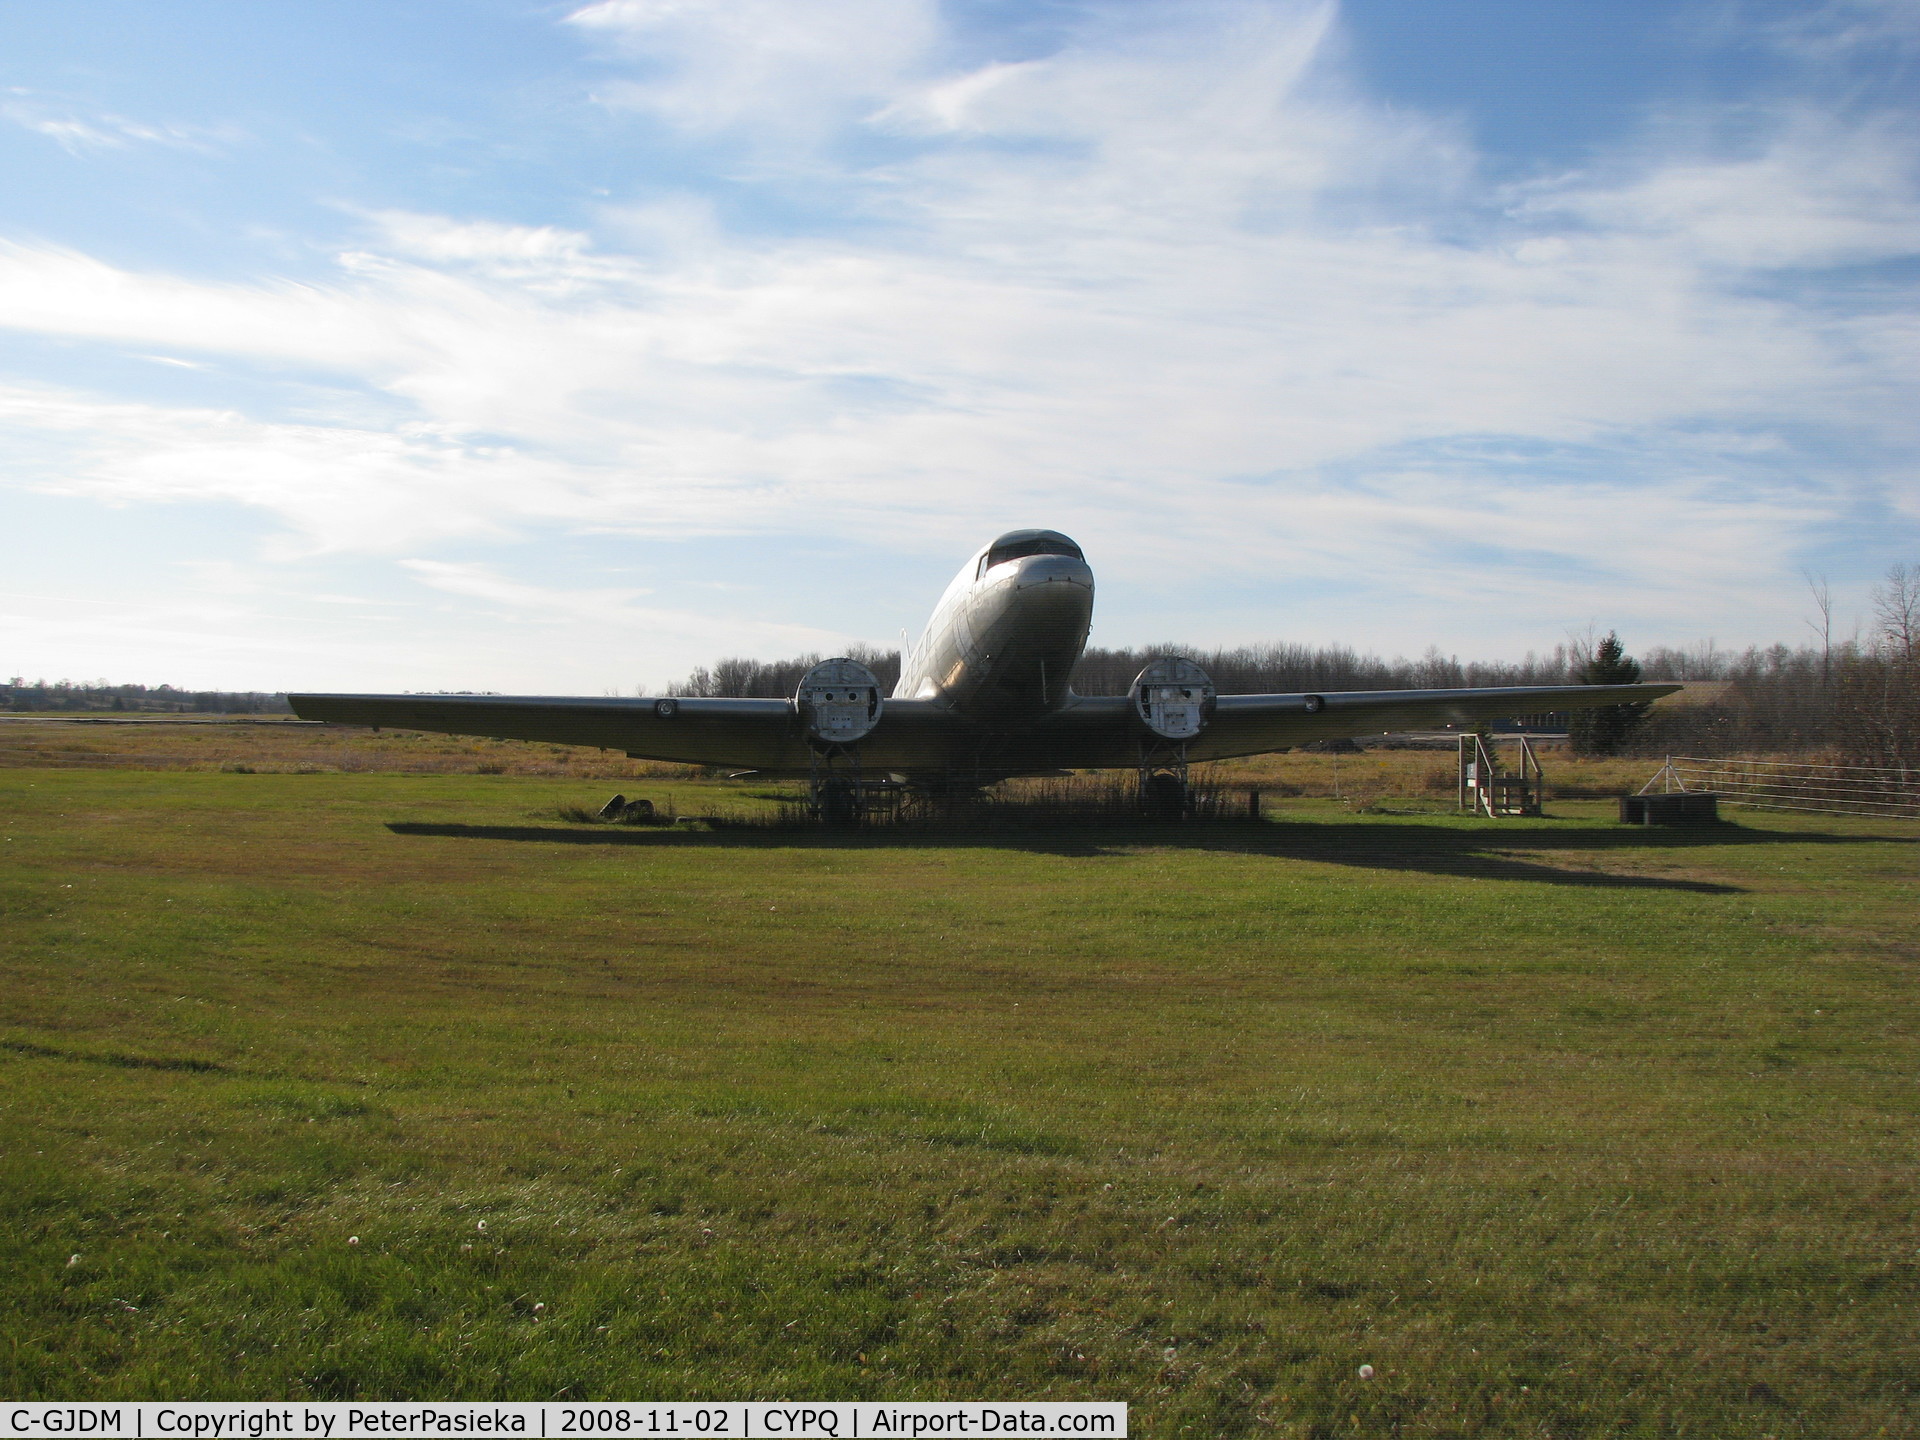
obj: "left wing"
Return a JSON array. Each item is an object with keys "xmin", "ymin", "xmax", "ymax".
[
  {"xmin": 288, "ymin": 693, "xmax": 807, "ymax": 769},
  {"xmin": 1188, "ymin": 683, "xmax": 1681, "ymax": 761}
]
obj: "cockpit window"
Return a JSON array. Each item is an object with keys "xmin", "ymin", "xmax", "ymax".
[{"xmin": 980, "ymin": 530, "xmax": 1084, "ymax": 576}]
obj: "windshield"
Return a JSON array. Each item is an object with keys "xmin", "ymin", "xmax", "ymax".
[{"xmin": 982, "ymin": 530, "xmax": 1084, "ymax": 573}]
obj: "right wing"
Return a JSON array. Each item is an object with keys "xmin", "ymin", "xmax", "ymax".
[{"xmin": 1191, "ymin": 683, "xmax": 1681, "ymax": 761}]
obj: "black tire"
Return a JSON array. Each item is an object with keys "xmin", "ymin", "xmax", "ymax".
[
  {"xmin": 1142, "ymin": 772, "xmax": 1187, "ymax": 820},
  {"xmin": 818, "ymin": 780, "xmax": 861, "ymax": 824}
]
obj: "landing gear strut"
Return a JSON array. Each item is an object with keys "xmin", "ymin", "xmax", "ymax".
[
  {"xmin": 808, "ymin": 749, "xmax": 869, "ymax": 824},
  {"xmin": 1135, "ymin": 736, "xmax": 1192, "ymax": 819},
  {"xmin": 1139, "ymin": 769, "xmax": 1189, "ymax": 820},
  {"xmin": 813, "ymin": 774, "xmax": 863, "ymax": 824}
]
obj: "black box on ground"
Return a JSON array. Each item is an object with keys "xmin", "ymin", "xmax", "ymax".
[{"xmin": 1619, "ymin": 792, "xmax": 1720, "ymax": 824}]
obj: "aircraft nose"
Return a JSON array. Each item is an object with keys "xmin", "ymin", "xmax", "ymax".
[{"xmin": 1011, "ymin": 554, "xmax": 1094, "ymax": 590}]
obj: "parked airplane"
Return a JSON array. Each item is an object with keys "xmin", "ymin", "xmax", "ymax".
[{"xmin": 291, "ymin": 528, "xmax": 1678, "ymax": 816}]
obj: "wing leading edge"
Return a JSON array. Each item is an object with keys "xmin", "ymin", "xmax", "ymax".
[
  {"xmin": 287, "ymin": 693, "xmax": 803, "ymax": 769},
  {"xmin": 1191, "ymin": 683, "xmax": 1680, "ymax": 761}
]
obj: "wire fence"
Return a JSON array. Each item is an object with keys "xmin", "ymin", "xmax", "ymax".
[{"xmin": 1652, "ymin": 756, "xmax": 1920, "ymax": 819}]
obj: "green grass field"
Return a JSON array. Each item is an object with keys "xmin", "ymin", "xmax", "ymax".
[{"xmin": 3, "ymin": 751, "xmax": 1917, "ymax": 1436}]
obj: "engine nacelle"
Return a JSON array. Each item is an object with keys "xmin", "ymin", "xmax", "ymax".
[
  {"xmin": 1130, "ymin": 657, "xmax": 1215, "ymax": 740},
  {"xmin": 796, "ymin": 657, "xmax": 884, "ymax": 745}
]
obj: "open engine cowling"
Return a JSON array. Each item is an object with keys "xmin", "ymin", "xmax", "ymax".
[
  {"xmin": 1131, "ymin": 657, "xmax": 1215, "ymax": 740},
  {"xmin": 796, "ymin": 658, "xmax": 885, "ymax": 745}
]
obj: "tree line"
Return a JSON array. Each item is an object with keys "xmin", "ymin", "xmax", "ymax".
[
  {"xmin": 1, "ymin": 679, "xmax": 291, "ymax": 714},
  {"xmin": 668, "ymin": 562, "xmax": 1919, "ymax": 765},
  {"xmin": 670, "ymin": 638, "xmax": 1831, "ymax": 755}
]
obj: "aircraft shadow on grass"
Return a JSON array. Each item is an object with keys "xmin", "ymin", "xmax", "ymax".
[{"xmin": 383, "ymin": 817, "xmax": 1909, "ymax": 894}]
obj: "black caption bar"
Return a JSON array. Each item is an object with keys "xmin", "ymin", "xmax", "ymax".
[{"xmin": 4, "ymin": 1404, "xmax": 1125, "ymax": 1440}]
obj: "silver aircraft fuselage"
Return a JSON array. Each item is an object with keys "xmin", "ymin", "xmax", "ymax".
[{"xmin": 896, "ymin": 531, "xmax": 1095, "ymax": 720}]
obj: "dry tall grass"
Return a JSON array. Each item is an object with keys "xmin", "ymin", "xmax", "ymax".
[{"xmin": 0, "ymin": 717, "xmax": 1736, "ymax": 822}]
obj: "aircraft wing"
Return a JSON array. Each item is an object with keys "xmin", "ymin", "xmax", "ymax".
[
  {"xmin": 1189, "ymin": 682, "xmax": 1682, "ymax": 761},
  {"xmin": 291, "ymin": 682, "xmax": 1682, "ymax": 777},
  {"xmin": 287, "ymin": 693, "xmax": 807, "ymax": 769}
]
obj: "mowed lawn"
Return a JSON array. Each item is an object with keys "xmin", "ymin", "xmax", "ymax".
[{"xmin": 2, "ymin": 766, "xmax": 1917, "ymax": 1436}]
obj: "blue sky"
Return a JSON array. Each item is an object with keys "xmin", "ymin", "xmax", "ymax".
[{"xmin": 2, "ymin": 0, "xmax": 1915, "ymax": 692}]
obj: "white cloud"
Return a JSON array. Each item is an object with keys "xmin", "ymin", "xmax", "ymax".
[
  {"xmin": 359, "ymin": 211, "xmax": 621, "ymax": 284},
  {"xmin": 568, "ymin": 0, "xmax": 942, "ymax": 138},
  {"xmin": 0, "ymin": 0, "xmax": 1915, "ymax": 663},
  {"xmin": 1517, "ymin": 107, "xmax": 1920, "ymax": 272},
  {"xmin": 0, "ymin": 242, "xmax": 393, "ymax": 369},
  {"xmin": 874, "ymin": 60, "xmax": 1040, "ymax": 135}
]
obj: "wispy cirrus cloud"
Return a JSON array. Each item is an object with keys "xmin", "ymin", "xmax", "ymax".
[
  {"xmin": 2, "ymin": 91, "xmax": 233, "ymax": 154},
  {"xmin": 1739, "ymin": 0, "xmax": 1920, "ymax": 62}
]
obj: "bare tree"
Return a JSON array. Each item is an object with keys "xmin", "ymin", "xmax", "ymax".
[
  {"xmin": 1563, "ymin": 624, "xmax": 1598, "ymax": 676},
  {"xmin": 1803, "ymin": 570, "xmax": 1834, "ymax": 684},
  {"xmin": 1871, "ymin": 562, "xmax": 1918, "ymax": 660},
  {"xmin": 1831, "ymin": 561, "xmax": 1920, "ymax": 771}
]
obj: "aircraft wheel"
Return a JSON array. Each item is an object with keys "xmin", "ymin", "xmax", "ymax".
[
  {"xmin": 817, "ymin": 780, "xmax": 862, "ymax": 824},
  {"xmin": 1142, "ymin": 772, "xmax": 1187, "ymax": 820}
]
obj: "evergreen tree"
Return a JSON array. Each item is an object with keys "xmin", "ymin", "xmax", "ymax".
[{"xmin": 1569, "ymin": 631, "xmax": 1651, "ymax": 755}]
